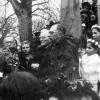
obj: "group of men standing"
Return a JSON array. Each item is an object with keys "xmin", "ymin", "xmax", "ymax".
[{"xmin": 0, "ymin": 23, "xmax": 80, "ymax": 99}]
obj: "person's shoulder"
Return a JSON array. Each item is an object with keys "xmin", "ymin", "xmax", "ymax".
[
  {"xmin": 90, "ymin": 54, "xmax": 100, "ymax": 61},
  {"xmin": 92, "ymin": 53, "xmax": 99, "ymax": 57}
]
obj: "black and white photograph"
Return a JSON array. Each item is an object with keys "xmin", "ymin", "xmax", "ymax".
[{"xmin": 0, "ymin": 0, "xmax": 99, "ymax": 100}]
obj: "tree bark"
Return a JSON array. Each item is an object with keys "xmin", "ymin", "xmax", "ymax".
[
  {"xmin": 18, "ymin": 11, "xmax": 32, "ymax": 42},
  {"xmin": 60, "ymin": 0, "xmax": 81, "ymax": 39},
  {"xmin": 97, "ymin": 0, "xmax": 100, "ymax": 25},
  {"xmin": 8, "ymin": 0, "xmax": 32, "ymax": 42},
  {"xmin": 59, "ymin": 0, "xmax": 81, "ymax": 80}
]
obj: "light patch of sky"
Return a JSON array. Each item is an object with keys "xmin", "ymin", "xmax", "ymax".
[
  {"xmin": 0, "ymin": 0, "xmax": 61, "ymax": 19},
  {"xmin": 32, "ymin": 0, "xmax": 61, "ymax": 18},
  {"xmin": 0, "ymin": 0, "xmax": 14, "ymax": 17}
]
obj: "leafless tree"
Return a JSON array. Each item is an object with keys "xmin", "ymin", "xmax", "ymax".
[
  {"xmin": 0, "ymin": 0, "xmax": 60, "ymax": 42},
  {"xmin": 0, "ymin": 15, "xmax": 17, "ymax": 46}
]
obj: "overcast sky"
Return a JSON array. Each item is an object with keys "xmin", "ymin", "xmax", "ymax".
[
  {"xmin": 0, "ymin": 0, "xmax": 14, "ymax": 17},
  {"xmin": 0, "ymin": 0, "xmax": 61, "ymax": 18}
]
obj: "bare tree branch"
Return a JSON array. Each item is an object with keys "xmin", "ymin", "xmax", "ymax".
[
  {"xmin": 1, "ymin": 13, "xmax": 15, "ymax": 29},
  {"xmin": 32, "ymin": 14, "xmax": 48, "ymax": 20},
  {"xmin": 32, "ymin": 7, "xmax": 40, "ymax": 13},
  {"xmin": 0, "ymin": 1, "xmax": 9, "ymax": 6},
  {"xmin": 7, "ymin": 0, "xmax": 21, "ymax": 11},
  {"xmin": 32, "ymin": 7, "xmax": 50, "ymax": 14},
  {"xmin": 32, "ymin": 1, "xmax": 49, "ymax": 7}
]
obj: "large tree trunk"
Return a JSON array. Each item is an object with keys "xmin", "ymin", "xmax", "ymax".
[
  {"xmin": 18, "ymin": 11, "xmax": 32, "ymax": 42},
  {"xmin": 60, "ymin": 0, "xmax": 81, "ymax": 38},
  {"xmin": 8, "ymin": 0, "xmax": 32, "ymax": 42},
  {"xmin": 97, "ymin": 0, "xmax": 100, "ymax": 25},
  {"xmin": 59, "ymin": 0, "xmax": 81, "ymax": 79}
]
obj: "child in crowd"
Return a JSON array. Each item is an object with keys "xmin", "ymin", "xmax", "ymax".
[
  {"xmin": 92, "ymin": 25, "xmax": 100, "ymax": 42},
  {"xmin": 79, "ymin": 39, "xmax": 100, "ymax": 93}
]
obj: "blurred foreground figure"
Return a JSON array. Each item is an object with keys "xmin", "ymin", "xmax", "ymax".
[{"xmin": 0, "ymin": 71, "xmax": 40, "ymax": 100}]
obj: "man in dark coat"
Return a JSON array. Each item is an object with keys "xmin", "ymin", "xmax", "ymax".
[{"xmin": 35, "ymin": 24, "xmax": 79, "ymax": 99}]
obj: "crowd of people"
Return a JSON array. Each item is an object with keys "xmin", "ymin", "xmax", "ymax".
[
  {"xmin": 78, "ymin": 2, "xmax": 100, "ymax": 95},
  {"xmin": 79, "ymin": 23, "xmax": 100, "ymax": 94},
  {"xmin": 78, "ymin": 1, "xmax": 100, "ymax": 95},
  {"xmin": 0, "ymin": 22, "xmax": 99, "ymax": 100},
  {"xmin": 0, "ymin": 23, "xmax": 71, "ymax": 100},
  {"xmin": 0, "ymin": 1, "xmax": 99, "ymax": 100}
]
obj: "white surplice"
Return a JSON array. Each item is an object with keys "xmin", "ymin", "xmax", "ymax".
[{"xmin": 79, "ymin": 53, "xmax": 100, "ymax": 92}]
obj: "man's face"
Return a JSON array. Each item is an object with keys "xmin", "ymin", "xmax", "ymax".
[
  {"xmin": 92, "ymin": 28, "xmax": 100, "ymax": 41},
  {"xmin": 49, "ymin": 24, "xmax": 61, "ymax": 40},
  {"xmin": 22, "ymin": 43, "xmax": 30, "ymax": 55},
  {"xmin": 40, "ymin": 29, "xmax": 50, "ymax": 46},
  {"xmin": 4, "ymin": 37, "xmax": 17, "ymax": 49}
]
